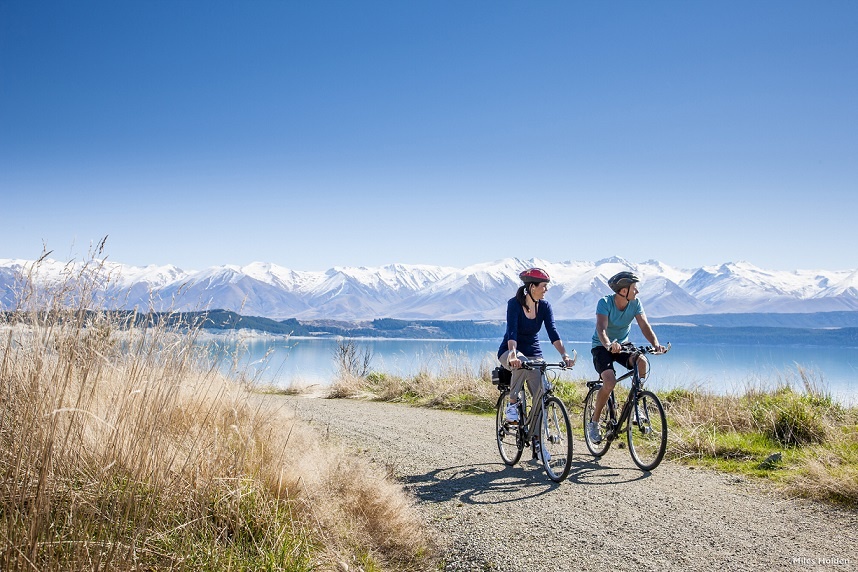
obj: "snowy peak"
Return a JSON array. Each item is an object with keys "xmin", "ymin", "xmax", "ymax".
[
  {"xmin": 1, "ymin": 257, "xmax": 856, "ymax": 320},
  {"xmin": 595, "ymin": 255, "xmax": 634, "ymax": 267},
  {"xmin": 822, "ymin": 269, "xmax": 858, "ymax": 298}
]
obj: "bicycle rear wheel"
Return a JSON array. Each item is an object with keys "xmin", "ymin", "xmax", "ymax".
[
  {"xmin": 583, "ymin": 387, "xmax": 612, "ymax": 457},
  {"xmin": 540, "ymin": 396, "xmax": 573, "ymax": 482},
  {"xmin": 496, "ymin": 390, "xmax": 523, "ymax": 465},
  {"xmin": 627, "ymin": 390, "xmax": 667, "ymax": 471}
]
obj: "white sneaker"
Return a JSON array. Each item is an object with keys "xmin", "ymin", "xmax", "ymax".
[
  {"xmin": 505, "ymin": 403, "xmax": 519, "ymax": 424},
  {"xmin": 587, "ymin": 421, "xmax": 602, "ymax": 444}
]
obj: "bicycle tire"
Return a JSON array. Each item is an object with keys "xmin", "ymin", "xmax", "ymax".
[
  {"xmin": 540, "ymin": 396, "xmax": 573, "ymax": 482},
  {"xmin": 496, "ymin": 390, "xmax": 523, "ymax": 465},
  {"xmin": 627, "ymin": 390, "xmax": 667, "ymax": 471},
  {"xmin": 583, "ymin": 387, "xmax": 612, "ymax": 457}
]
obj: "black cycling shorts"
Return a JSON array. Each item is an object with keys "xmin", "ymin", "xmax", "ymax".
[{"xmin": 591, "ymin": 342, "xmax": 636, "ymax": 375}]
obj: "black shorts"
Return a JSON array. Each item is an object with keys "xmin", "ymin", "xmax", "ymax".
[{"xmin": 591, "ymin": 342, "xmax": 636, "ymax": 375}]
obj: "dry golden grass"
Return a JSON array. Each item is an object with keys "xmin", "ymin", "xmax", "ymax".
[
  {"xmin": 1, "ymin": 249, "xmax": 434, "ymax": 571},
  {"xmin": 331, "ymin": 344, "xmax": 589, "ymax": 418},
  {"xmin": 330, "ymin": 346, "xmax": 501, "ymax": 413},
  {"xmin": 660, "ymin": 370, "xmax": 858, "ymax": 506}
]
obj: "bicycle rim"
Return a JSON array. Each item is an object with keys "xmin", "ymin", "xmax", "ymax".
[
  {"xmin": 583, "ymin": 388, "xmax": 611, "ymax": 457},
  {"xmin": 627, "ymin": 390, "xmax": 667, "ymax": 471},
  {"xmin": 496, "ymin": 391, "xmax": 523, "ymax": 465},
  {"xmin": 541, "ymin": 397, "xmax": 573, "ymax": 482}
]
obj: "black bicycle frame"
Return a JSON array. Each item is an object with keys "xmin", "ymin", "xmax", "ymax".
[{"xmin": 603, "ymin": 352, "xmax": 648, "ymax": 440}]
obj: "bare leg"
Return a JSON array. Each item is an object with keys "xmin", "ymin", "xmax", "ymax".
[
  {"xmin": 637, "ymin": 355, "xmax": 649, "ymax": 379},
  {"xmin": 591, "ymin": 368, "xmax": 617, "ymax": 422}
]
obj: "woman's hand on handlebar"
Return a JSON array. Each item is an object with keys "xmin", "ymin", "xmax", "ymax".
[
  {"xmin": 562, "ymin": 349, "xmax": 577, "ymax": 369},
  {"xmin": 508, "ymin": 354, "xmax": 522, "ymax": 369}
]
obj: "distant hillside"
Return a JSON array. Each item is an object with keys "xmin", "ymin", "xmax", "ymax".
[
  {"xmin": 637, "ymin": 324, "xmax": 858, "ymax": 348},
  {"xmin": 6, "ymin": 309, "xmax": 857, "ymax": 347},
  {"xmin": 195, "ymin": 311, "xmax": 507, "ymax": 339},
  {"xmin": 650, "ymin": 311, "xmax": 858, "ymax": 328},
  {"xmin": 193, "ymin": 310, "xmax": 858, "ymax": 348}
]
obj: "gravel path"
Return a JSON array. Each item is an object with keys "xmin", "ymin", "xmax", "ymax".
[{"xmin": 275, "ymin": 395, "xmax": 857, "ymax": 572}]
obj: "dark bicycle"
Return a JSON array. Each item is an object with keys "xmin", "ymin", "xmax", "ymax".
[
  {"xmin": 492, "ymin": 355, "xmax": 575, "ymax": 482},
  {"xmin": 582, "ymin": 344, "xmax": 671, "ymax": 471}
]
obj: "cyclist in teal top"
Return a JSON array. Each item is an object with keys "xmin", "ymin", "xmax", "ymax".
[{"xmin": 587, "ymin": 271, "xmax": 666, "ymax": 444}]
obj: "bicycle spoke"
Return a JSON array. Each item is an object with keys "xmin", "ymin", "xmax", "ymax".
[
  {"xmin": 496, "ymin": 391, "xmax": 523, "ymax": 465},
  {"xmin": 583, "ymin": 387, "xmax": 612, "ymax": 457},
  {"xmin": 627, "ymin": 390, "xmax": 667, "ymax": 471},
  {"xmin": 541, "ymin": 397, "xmax": 573, "ymax": 482}
]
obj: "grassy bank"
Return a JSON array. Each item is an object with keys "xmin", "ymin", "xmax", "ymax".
[
  {"xmin": 1, "ymin": 254, "xmax": 434, "ymax": 571},
  {"xmin": 324, "ymin": 345, "xmax": 858, "ymax": 508},
  {"xmin": 660, "ymin": 369, "xmax": 858, "ymax": 507}
]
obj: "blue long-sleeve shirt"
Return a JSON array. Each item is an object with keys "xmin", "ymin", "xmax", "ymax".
[{"xmin": 497, "ymin": 298, "xmax": 561, "ymax": 359}]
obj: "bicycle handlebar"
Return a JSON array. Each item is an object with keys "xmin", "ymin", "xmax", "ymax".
[
  {"xmin": 520, "ymin": 360, "xmax": 569, "ymax": 370},
  {"xmin": 609, "ymin": 341, "xmax": 671, "ymax": 356},
  {"xmin": 640, "ymin": 342, "xmax": 671, "ymax": 355},
  {"xmin": 520, "ymin": 349, "xmax": 578, "ymax": 371}
]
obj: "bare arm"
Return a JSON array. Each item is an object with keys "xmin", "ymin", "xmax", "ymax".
[
  {"xmin": 552, "ymin": 340, "xmax": 576, "ymax": 367},
  {"xmin": 595, "ymin": 314, "xmax": 618, "ymax": 352},
  {"xmin": 635, "ymin": 314, "xmax": 665, "ymax": 352},
  {"xmin": 507, "ymin": 340, "xmax": 521, "ymax": 368}
]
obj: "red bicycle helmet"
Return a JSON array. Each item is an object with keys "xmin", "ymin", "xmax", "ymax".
[{"xmin": 519, "ymin": 267, "xmax": 551, "ymax": 284}]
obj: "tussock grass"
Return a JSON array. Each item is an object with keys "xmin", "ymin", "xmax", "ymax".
[
  {"xmin": 330, "ymin": 345, "xmax": 585, "ymax": 415},
  {"xmin": 332, "ymin": 348, "xmax": 507, "ymax": 414},
  {"xmin": 661, "ymin": 367, "xmax": 858, "ymax": 507},
  {"xmin": 1, "ymin": 248, "xmax": 434, "ymax": 571}
]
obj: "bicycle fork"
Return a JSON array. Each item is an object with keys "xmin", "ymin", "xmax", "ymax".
[{"xmin": 632, "ymin": 393, "xmax": 653, "ymax": 435}]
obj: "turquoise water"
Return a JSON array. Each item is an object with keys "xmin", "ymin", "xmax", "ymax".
[{"xmin": 213, "ymin": 336, "xmax": 858, "ymax": 405}]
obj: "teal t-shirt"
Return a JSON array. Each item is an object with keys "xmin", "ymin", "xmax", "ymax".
[{"xmin": 591, "ymin": 295, "xmax": 644, "ymax": 348}]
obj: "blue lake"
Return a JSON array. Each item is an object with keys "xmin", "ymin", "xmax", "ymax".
[{"xmin": 212, "ymin": 335, "xmax": 858, "ymax": 405}]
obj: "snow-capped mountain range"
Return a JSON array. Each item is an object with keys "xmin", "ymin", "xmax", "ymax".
[{"xmin": 2, "ymin": 256, "xmax": 857, "ymax": 321}]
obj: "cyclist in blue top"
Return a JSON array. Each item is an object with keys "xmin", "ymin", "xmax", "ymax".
[
  {"xmin": 498, "ymin": 267, "xmax": 576, "ymax": 458},
  {"xmin": 587, "ymin": 271, "xmax": 666, "ymax": 444}
]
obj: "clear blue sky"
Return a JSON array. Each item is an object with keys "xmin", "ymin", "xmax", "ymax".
[{"xmin": 2, "ymin": 1, "xmax": 856, "ymax": 271}]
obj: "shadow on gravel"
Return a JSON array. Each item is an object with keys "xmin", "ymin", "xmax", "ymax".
[
  {"xmin": 403, "ymin": 462, "xmax": 561, "ymax": 505},
  {"xmin": 404, "ymin": 453, "xmax": 652, "ymax": 506},
  {"xmin": 566, "ymin": 451, "xmax": 653, "ymax": 486}
]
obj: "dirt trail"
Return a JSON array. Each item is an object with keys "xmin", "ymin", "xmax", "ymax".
[{"xmin": 274, "ymin": 395, "xmax": 856, "ymax": 572}]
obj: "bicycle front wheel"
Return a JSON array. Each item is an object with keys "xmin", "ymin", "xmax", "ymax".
[
  {"xmin": 496, "ymin": 391, "xmax": 523, "ymax": 465},
  {"xmin": 540, "ymin": 396, "xmax": 573, "ymax": 482},
  {"xmin": 627, "ymin": 390, "xmax": 667, "ymax": 471},
  {"xmin": 583, "ymin": 387, "xmax": 611, "ymax": 457}
]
